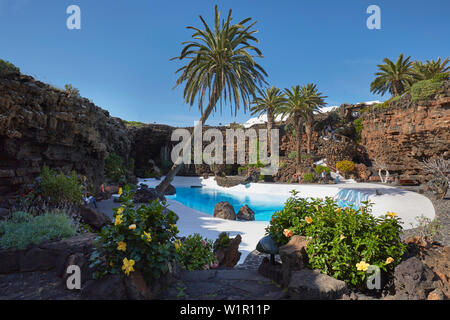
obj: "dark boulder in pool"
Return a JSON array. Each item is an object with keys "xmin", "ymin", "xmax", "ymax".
[
  {"xmin": 256, "ymin": 235, "xmax": 278, "ymax": 255},
  {"xmin": 214, "ymin": 201, "xmax": 236, "ymax": 220},
  {"xmin": 237, "ymin": 205, "xmax": 255, "ymax": 221},
  {"xmin": 133, "ymin": 184, "xmax": 165, "ymax": 203}
]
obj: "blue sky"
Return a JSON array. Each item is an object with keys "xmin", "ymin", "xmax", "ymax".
[{"xmin": 1, "ymin": 0, "xmax": 449, "ymax": 126}]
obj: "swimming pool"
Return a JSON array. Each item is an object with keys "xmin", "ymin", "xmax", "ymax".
[{"xmin": 167, "ymin": 187, "xmax": 358, "ymax": 221}]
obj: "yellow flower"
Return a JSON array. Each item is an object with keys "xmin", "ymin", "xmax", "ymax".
[
  {"xmin": 305, "ymin": 216, "xmax": 313, "ymax": 224},
  {"xmin": 128, "ymin": 224, "xmax": 136, "ymax": 230},
  {"xmin": 356, "ymin": 261, "xmax": 370, "ymax": 272},
  {"xmin": 386, "ymin": 257, "xmax": 394, "ymax": 265},
  {"xmin": 335, "ymin": 208, "xmax": 341, "ymax": 213},
  {"xmin": 141, "ymin": 231, "xmax": 152, "ymax": 242},
  {"xmin": 314, "ymin": 205, "xmax": 319, "ymax": 211},
  {"xmin": 114, "ymin": 214, "xmax": 123, "ymax": 226},
  {"xmin": 122, "ymin": 258, "xmax": 135, "ymax": 276},
  {"xmin": 117, "ymin": 207, "xmax": 124, "ymax": 215},
  {"xmin": 386, "ymin": 211, "xmax": 397, "ymax": 218},
  {"xmin": 340, "ymin": 234, "xmax": 346, "ymax": 240},
  {"xmin": 174, "ymin": 240, "xmax": 182, "ymax": 250},
  {"xmin": 117, "ymin": 241, "xmax": 127, "ymax": 252},
  {"xmin": 118, "ymin": 187, "xmax": 123, "ymax": 196},
  {"xmin": 283, "ymin": 229, "xmax": 293, "ymax": 237},
  {"xmin": 109, "ymin": 261, "xmax": 114, "ymax": 267}
]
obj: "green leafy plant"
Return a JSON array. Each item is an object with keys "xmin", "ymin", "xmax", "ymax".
[
  {"xmin": 336, "ymin": 160, "xmax": 355, "ymax": 175},
  {"xmin": 353, "ymin": 119, "xmax": 363, "ymax": 143},
  {"xmin": 104, "ymin": 153, "xmax": 126, "ymax": 183},
  {"xmin": 0, "ymin": 59, "xmax": 20, "ymax": 76},
  {"xmin": 175, "ymin": 234, "xmax": 217, "ymax": 271},
  {"xmin": 267, "ymin": 191, "xmax": 406, "ymax": 287},
  {"xmin": 315, "ymin": 165, "xmax": 330, "ymax": 176},
  {"xmin": 0, "ymin": 211, "xmax": 77, "ymax": 249},
  {"xmin": 40, "ymin": 166, "xmax": 82, "ymax": 205},
  {"xmin": 410, "ymin": 78, "xmax": 445, "ymax": 102},
  {"xmin": 302, "ymin": 172, "xmax": 315, "ymax": 183},
  {"xmin": 288, "ymin": 151, "xmax": 297, "ymax": 160},
  {"xmin": 89, "ymin": 187, "xmax": 179, "ymax": 280},
  {"xmin": 213, "ymin": 232, "xmax": 231, "ymax": 251}
]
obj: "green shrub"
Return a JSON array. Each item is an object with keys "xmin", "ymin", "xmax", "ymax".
[
  {"xmin": 237, "ymin": 166, "xmax": 247, "ymax": 175},
  {"xmin": 267, "ymin": 191, "xmax": 406, "ymax": 287},
  {"xmin": 124, "ymin": 121, "xmax": 146, "ymax": 128},
  {"xmin": 0, "ymin": 59, "xmax": 20, "ymax": 76},
  {"xmin": 336, "ymin": 160, "xmax": 355, "ymax": 174},
  {"xmin": 279, "ymin": 161, "xmax": 287, "ymax": 169},
  {"xmin": 176, "ymin": 234, "xmax": 217, "ymax": 270},
  {"xmin": 90, "ymin": 187, "xmax": 179, "ymax": 279},
  {"xmin": 40, "ymin": 166, "xmax": 82, "ymax": 205},
  {"xmin": 303, "ymin": 172, "xmax": 315, "ymax": 183},
  {"xmin": 353, "ymin": 118, "xmax": 363, "ymax": 143},
  {"xmin": 64, "ymin": 84, "xmax": 80, "ymax": 97},
  {"xmin": 104, "ymin": 153, "xmax": 126, "ymax": 183},
  {"xmin": 315, "ymin": 165, "xmax": 330, "ymax": 176},
  {"xmin": 0, "ymin": 212, "xmax": 77, "ymax": 249},
  {"xmin": 410, "ymin": 78, "xmax": 444, "ymax": 102},
  {"xmin": 288, "ymin": 151, "xmax": 297, "ymax": 160},
  {"xmin": 213, "ymin": 232, "xmax": 231, "ymax": 251}
]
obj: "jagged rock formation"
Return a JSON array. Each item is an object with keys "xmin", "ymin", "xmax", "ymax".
[
  {"xmin": 360, "ymin": 83, "xmax": 450, "ymax": 183},
  {"xmin": 0, "ymin": 74, "xmax": 131, "ymax": 194}
]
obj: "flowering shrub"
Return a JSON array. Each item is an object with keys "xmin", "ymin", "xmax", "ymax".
[
  {"xmin": 40, "ymin": 166, "xmax": 82, "ymax": 205},
  {"xmin": 336, "ymin": 160, "xmax": 355, "ymax": 175},
  {"xmin": 267, "ymin": 191, "xmax": 406, "ymax": 287},
  {"xmin": 89, "ymin": 187, "xmax": 179, "ymax": 280},
  {"xmin": 175, "ymin": 234, "xmax": 218, "ymax": 270}
]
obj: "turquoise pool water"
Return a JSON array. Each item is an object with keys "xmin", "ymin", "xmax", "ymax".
[{"xmin": 167, "ymin": 187, "xmax": 358, "ymax": 221}]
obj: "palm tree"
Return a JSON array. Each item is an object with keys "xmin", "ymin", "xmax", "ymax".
[
  {"xmin": 250, "ymin": 86, "xmax": 287, "ymax": 155},
  {"xmin": 370, "ymin": 54, "xmax": 415, "ymax": 96},
  {"xmin": 277, "ymin": 86, "xmax": 303, "ymax": 165},
  {"xmin": 156, "ymin": 5, "xmax": 267, "ymax": 193},
  {"xmin": 298, "ymin": 84, "xmax": 327, "ymax": 154},
  {"xmin": 413, "ymin": 57, "xmax": 449, "ymax": 80}
]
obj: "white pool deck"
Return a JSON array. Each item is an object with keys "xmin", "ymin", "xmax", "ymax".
[{"xmin": 137, "ymin": 176, "xmax": 435, "ymax": 265}]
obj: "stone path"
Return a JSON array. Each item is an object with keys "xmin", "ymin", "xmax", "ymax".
[{"xmin": 160, "ymin": 269, "xmax": 287, "ymax": 300}]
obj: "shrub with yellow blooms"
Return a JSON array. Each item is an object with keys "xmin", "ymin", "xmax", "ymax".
[
  {"xmin": 89, "ymin": 186, "xmax": 179, "ymax": 281},
  {"xmin": 266, "ymin": 190, "xmax": 406, "ymax": 287}
]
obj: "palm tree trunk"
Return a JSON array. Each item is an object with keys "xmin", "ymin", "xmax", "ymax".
[
  {"xmin": 294, "ymin": 113, "xmax": 302, "ymax": 165},
  {"xmin": 392, "ymin": 80, "xmax": 404, "ymax": 96},
  {"xmin": 305, "ymin": 113, "xmax": 313, "ymax": 154},
  {"xmin": 156, "ymin": 97, "xmax": 218, "ymax": 194},
  {"xmin": 267, "ymin": 108, "xmax": 274, "ymax": 155}
]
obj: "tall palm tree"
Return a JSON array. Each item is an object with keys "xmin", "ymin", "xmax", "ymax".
[
  {"xmin": 156, "ymin": 5, "xmax": 267, "ymax": 193},
  {"xmin": 250, "ymin": 86, "xmax": 287, "ymax": 155},
  {"xmin": 299, "ymin": 84, "xmax": 327, "ymax": 154},
  {"xmin": 278, "ymin": 86, "xmax": 304, "ymax": 165},
  {"xmin": 370, "ymin": 54, "xmax": 415, "ymax": 96},
  {"xmin": 413, "ymin": 57, "xmax": 449, "ymax": 80}
]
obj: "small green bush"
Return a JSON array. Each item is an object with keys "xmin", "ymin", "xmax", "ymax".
[
  {"xmin": 124, "ymin": 121, "xmax": 146, "ymax": 128},
  {"xmin": 40, "ymin": 166, "xmax": 82, "ymax": 205},
  {"xmin": 176, "ymin": 234, "xmax": 217, "ymax": 270},
  {"xmin": 303, "ymin": 172, "xmax": 315, "ymax": 183},
  {"xmin": 64, "ymin": 84, "xmax": 80, "ymax": 97},
  {"xmin": 0, "ymin": 212, "xmax": 77, "ymax": 249},
  {"xmin": 237, "ymin": 166, "xmax": 247, "ymax": 175},
  {"xmin": 315, "ymin": 165, "xmax": 330, "ymax": 176},
  {"xmin": 288, "ymin": 151, "xmax": 297, "ymax": 160},
  {"xmin": 410, "ymin": 78, "xmax": 444, "ymax": 102},
  {"xmin": 213, "ymin": 232, "xmax": 231, "ymax": 251},
  {"xmin": 267, "ymin": 191, "xmax": 406, "ymax": 287},
  {"xmin": 105, "ymin": 153, "xmax": 126, "ymax": 183},
  {"xmin": 336, "ymin": 160, "xmax": 355, "ymax": 174},
  {"xmin": 353, "ymin": 118, "xmax": 363, "ymax": 143},
  {"xmin": 0, "ymin": 59, "xmax": 20, "ymax": 76}
]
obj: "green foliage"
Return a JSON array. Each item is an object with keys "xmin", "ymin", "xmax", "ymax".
[
  {"xmin": 353, "ymin": 118, "xmax": 363, "ymax": 143},
  {"xmin": 410, "ymin": 78, "xmax": 444, "ymax": 102},
  {"xmin": 213, "ymin": 232, "xmax": 231, "ymax": 251},
  {"xmin": 0, "ymin": 59, "xmax": 20, "ymax": 76},
  {"xmin": 336, "ymin": 160, "xmax": 355, "ymax": 174},
  {"xmin": 410, "ymin": 215, "xmax": 442, "ymax": 242},
  {"xmin": 315, "ymin": 165, "xmax": 330, "ymax": 175},
  {"xmin": 40, "ymin": 166, "xmax": 82, "ymax": 205},
  {"xmin": 279, "ymin": 161, "xmax": 287, "ymax": 169},
  {"xmin": 176, "ymin": 234, "xmax": 217, "ymax": 270},
  {"xmin": 124, "ymin": 121, "xmax": 146, "ymax": 128},
  {"xmin": 303, "ymin": 172, "xmax": 315, "ymax": 183},
  {"xmin": 0, "ymin": 212, "xmax": 77, "ymax": 249},
  {"xmin": 90, "ymin": 187, "xmax": 179, "ymax": 280},
  {"xmin": 288, "ymin": 151, "xmax": 297, "ymax": 160},
  {"xmin": 267, "ymin": 191, "xmax": 406, "ymax": 287},
  {"xmin": 64, "ymin": 84, "xmax": 80, "ymax": 97},
  {"xmin": 104, "ymin": 153, "xmax": 126, "ymax": 183},
  {"xmin": 237, "ymin": 166, "xmax": 247, "ymax": 175}
]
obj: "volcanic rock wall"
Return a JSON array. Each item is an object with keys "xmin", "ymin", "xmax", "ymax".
[
  {"xmin": 360, "ymin": 92, "xmax": 450, "ymax": 182},
  {"xmin": 0, "ymin": 74, "xmax": 132, "ymax": 194}
]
